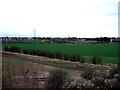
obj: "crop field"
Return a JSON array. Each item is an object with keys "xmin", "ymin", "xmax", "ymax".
[{"xmin": 2, "ymin": 40, "xmax": 120, "ymax": 64}]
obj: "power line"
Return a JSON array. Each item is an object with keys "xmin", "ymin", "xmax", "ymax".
[{"xmin": 34, "ymin": 28, "xmax": 36, "ymax": 38}]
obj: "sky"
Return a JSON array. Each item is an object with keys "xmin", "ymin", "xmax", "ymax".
[{"xmin": 0, "ymin": 0, "xmax": 119, "ymax": 38}]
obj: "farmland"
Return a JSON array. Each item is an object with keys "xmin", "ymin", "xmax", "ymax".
[
  {"xmin": 2, "ymin": 40, "xmax": 119, "ymax": 64},
  {"xmin": 1, "ymin": 40, "xmax": 120, "ymax": 88}
]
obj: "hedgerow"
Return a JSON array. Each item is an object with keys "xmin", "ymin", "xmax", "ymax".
[{"xmin": 4, "ymin": 46, "xmax": 103, "ymax": 65}]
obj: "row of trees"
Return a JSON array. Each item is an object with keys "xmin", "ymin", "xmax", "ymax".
[
  {"xmin": 22, "ymin": 49, "xmax": 85, "ymax": 63},
  {"xmin": 4, "ymin": 46, "xmax": 102, "ymax": 64}
]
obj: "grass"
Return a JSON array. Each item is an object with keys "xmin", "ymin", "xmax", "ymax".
[{"xmin": 2, "ymin": 40, "xmax": 119, "ymax": 64}]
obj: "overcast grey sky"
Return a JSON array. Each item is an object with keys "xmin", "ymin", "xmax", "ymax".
[{"xmin": 0, "ymin": 0, "xmax": 119, "ymax": 37}]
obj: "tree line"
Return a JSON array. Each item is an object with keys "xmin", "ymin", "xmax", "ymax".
[{"xmin": 4, "ymin": 46, "xmax": 102, "ymax": 64}]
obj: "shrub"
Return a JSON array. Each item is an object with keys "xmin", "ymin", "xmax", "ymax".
[
  {"xmin": 32, "ymin": 49, "xmax": 37, "ymax": 55},
  {"xmin": 92, "ymin": 77, "xmax": 105, "ymax": 88},
  {"xmin": 23, "ymin": 49, "xmax": 29, "ymax": 54},
  {"xmin": 91, "ymin": 56, "xmax": 97, "ymax": 64},
  {"xmin": 76, "ymin": 53, "xmax": 80, "ymax": 62},
  {"xmin": 46, "ymin": 50, "xmax": 50, "ymax": 57},
  {"xmin": 70, "ymin": 54, "xmax": 80, "ymax": 62},
  {"xmin": 45, "ymin": 69, "xmax": 67, "ymax": 89},
  {"xmin": 81, "ymin": 57, "xmax": 85, "ymax": 63},
  {"xmin": 97, "ymin": 57, "xmax": 102, "ymax": 64},
  {"xmin": 29, "ymin": 50, "xmax": 33, "ymax": 55},
  {"xmin": 37, "ymin": 50, "xmax": 43, "ymax": 56},
  {"xmin": 48, "ymin": 51, "xmax": 55, "ymax": 58},
  {"xmin": 82, "ymin": 68, "xmax": 94, "ymax": 80},
  {"xmin": 41, "ymin": 50, "xmax": 46, "ymax": 56},
  {"xmin": 70, "ymin": 54, "xmax": 76, "ymax": 61},
  {"xmin": 91, "ymin": 56, "xmax": 102, "ymax": 64},
  {"xmin": 56, "ymin": 52, "xmax": 62, "ymax": 59},
  {"xmin": 63, "ymin": 54, "xmax": 69, "ymax": 60},
  {"xmin": 9, "ymin": 46, "xmax": 21, "ymax": 53},
  {"xmin": 4, "ymin": 46, "xmax": 9, "ymax": 51},
  {"xmin": 109, "ymin": 66, "xmax": 119, "ymax": 78},
  {"xmin": 28, "ymin": 49, "xmax": 37, "ymax": 55}
]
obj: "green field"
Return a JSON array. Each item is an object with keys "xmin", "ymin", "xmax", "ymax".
[{"xmin": 2, "ymin": 40, "xmax": 120, "ymax": 64}]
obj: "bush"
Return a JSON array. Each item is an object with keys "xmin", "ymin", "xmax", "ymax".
[
  {"xmin": 23, "ymin": 49, "xmax": 29, "ymax": 54},
  {"xmin": 91, "ymin": 56, "xmax": 102, "ymax": 64},
  {"xmin": 70, "ymin": 54, "xmax": 80, "ymax": 62},
  {"xmin": 4, "ymin": 46, "xmax": 9, "ymax": 51},
  {"xmin": 70, "ymin": 54, "xmax": 76, "ymax": 61},
  {"xmin": 81, "ymin": 57, "xmax": 85, "ymax": 63},
  {"xmin": 48, "ymin": 51, "xmax": 55, "ymax": 58},
  {"xmin": 82, "ymin": 68, "xmax": 94, "ymax": 80},
  {"xmin": 41, "ymin": 50, "xmax": 46, "ymax": 56},
  {"xmin": 76, "ymin": 53, "xmax": 80, "ymax": 62},
  {"xmin": 56, "ymin": 52, "xmax": 62, "ymax": 59},
  {"xmin": 63, "ymin": 54, "xmax": 70, "ymax": 60},
  {"xmin": 27, "ymin": 49, "xmax": 37, "ymax": 55},
  {"xmin": 9, "ymin": 46, "xmax": 21, "ymax": 53},
  {"xmin": 97, "ymin": 57, "xmax": 102, "ymax": 64},
  {"xmin": 36, "ymin": 50, "xmax": 43, "ymax": 56},
  {"xmin": 109, "ymin": 66, "xmax": 119, "ymax": 78},
  {"xmin": 45, "ymin": 69, "xmax": 67, "ymax": 89}
]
